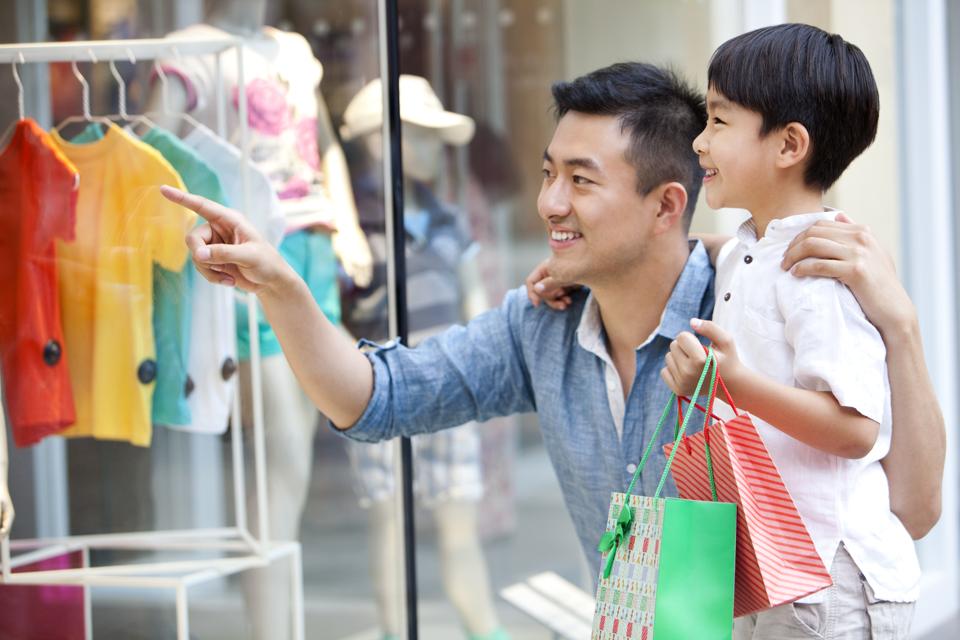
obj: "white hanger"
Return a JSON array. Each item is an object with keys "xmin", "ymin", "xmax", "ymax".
[
  {"xmin": 105, "ymin": 49, "xmax": 158, "ymax": 134},
  {"xmin": 0, "ymin": 52, "xmax": 26, "ymax": 151},
  {"xmin": 53, "ymin": 49, "xmax": 113, "ymax": 137}
]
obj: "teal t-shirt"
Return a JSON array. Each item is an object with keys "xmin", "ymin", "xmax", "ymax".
[{"xmin": 72, "ymin": 124, "xmax": 228, "ymax": 426}]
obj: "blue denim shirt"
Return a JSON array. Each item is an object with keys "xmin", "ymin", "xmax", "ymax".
[{"xmin": 339, "ymin": 240, "xmax": 715, "ymax": 579}]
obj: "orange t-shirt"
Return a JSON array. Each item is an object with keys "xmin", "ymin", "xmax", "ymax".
[{"xmin": 0, "ymin": 119, "xmax": 79, "ymax": 446}]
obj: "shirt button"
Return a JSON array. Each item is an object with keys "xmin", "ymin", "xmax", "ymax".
[
  {"xmin": 184, "ymin": 375, "xmax": 195, "ymax": 398},
  {"xmin": 137, "ymin": 359, "xmax": 157, "ymax": 385},
  {"xmin": 626, "ymin": 463, "xmax": 637, "ymax": 474},
  {"xmin": 744, "ymin": 255, "xmax": 753, "ymax": 264},
  {"xmin": 723, "ymin": 292, "xmax": 731, "ymax": 302},
  {"xmin": 42, "ymin": 339, "xmax": 62, "ymax": 366},
  {"xmin": 221, "ymin": 357, "xmax": 238, "ymax": 381}
]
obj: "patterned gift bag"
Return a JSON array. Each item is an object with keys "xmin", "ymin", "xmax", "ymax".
[
  {"xmin": 593, "ymin": 349, "xmax": 736, "ymax": 639},
  {"xmin": 664, "ymin": 358, "xmax": 832, "ymax": 618}
]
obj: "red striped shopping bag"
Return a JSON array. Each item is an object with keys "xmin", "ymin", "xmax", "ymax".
[{"xmin": 663, "ymin": 359, "xmax": 832, "ymax": 618}]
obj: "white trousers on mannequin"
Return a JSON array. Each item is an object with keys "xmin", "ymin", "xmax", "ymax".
[
  {"xmin": 368, "ymin": 498, "xmax": 501, "ymax": 637},
  {"xmin": 240, "ymin": 354, "xmax": 318, "ymax": 640}
]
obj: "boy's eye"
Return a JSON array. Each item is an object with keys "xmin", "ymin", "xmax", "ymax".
[
  {"xmin": 713, "ymin": 117, "xmax": 726, "ymax": 125},
  {"xmin": 541, "ymin": 168, "xmax": 554, "ymax": 179}
]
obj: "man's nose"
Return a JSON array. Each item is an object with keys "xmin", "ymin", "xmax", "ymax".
[{"xmin": 538, "ymin": 179, "xmax": 571, "ymax": 220}]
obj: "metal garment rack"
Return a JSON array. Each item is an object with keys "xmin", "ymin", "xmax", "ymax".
[{"xmin": 0, "ymin": 37, "xmax": 304, "ymax": 640}]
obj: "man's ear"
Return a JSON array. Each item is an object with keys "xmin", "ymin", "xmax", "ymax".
[
  {"xmin": 777, "ymin": 122, "xmax": 812, "ymax": 170},
  {"xmin": 653, "ymin": 181, "xmax": 689, "ymax": 234}
]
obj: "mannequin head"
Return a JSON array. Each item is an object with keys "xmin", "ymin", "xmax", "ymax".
[
  {"xmin": 341, "ymin": 75, "xmax": 475, "ymax": 184},
  {"xmin": 363, "ymin": 124, "xmax": 445, "ymax": 183},
  {"xmin": 205, "ymin": 0, "xmax": 268, "ymax": 34}
]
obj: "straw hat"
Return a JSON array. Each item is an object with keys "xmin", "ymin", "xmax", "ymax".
[{"xmin": 340, "ymin": 75, "xmax": 475, "ymax": 146}]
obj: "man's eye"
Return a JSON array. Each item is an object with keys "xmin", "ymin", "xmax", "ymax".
[
  {"xmin": 542, "ymin": 168, "xmax": 554, "ymax": 179},
  {"xmin": 713, "ymin": 117, "xmax": 726, "ymax": 125},
  {"xmin": 573, "ymin": 175, "xmax": 592, "ymax": 185}
]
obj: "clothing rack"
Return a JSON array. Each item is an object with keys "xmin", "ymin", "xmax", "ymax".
[{"xmin": 0, "ymin": 37, "xmax": 304, "ymax": 640}]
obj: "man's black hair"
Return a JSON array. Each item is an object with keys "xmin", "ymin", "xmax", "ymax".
[
  {"xmin": 708, "ymin": 23, "xmax": 879, "ymax": 191},
  {"xmin": 551, "ymin": 62, "xmax": 707, "ymax": 230}
]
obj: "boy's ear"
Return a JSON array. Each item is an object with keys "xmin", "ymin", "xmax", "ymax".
[
  {"xmin": 776, "ymin": 122, "xmax": 812, "ymax": 170},
  {"xmin": 653, "ymin": 181, "xmax": 689, "ymax": 233}
]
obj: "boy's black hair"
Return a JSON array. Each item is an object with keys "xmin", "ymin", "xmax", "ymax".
[
  {"xmin": 708, "ymin": 23, "xmax": 879, "ymax": 191},
  {"xmin": 551, "ymin": 62, "xmax": 706, "ymax": 230}
]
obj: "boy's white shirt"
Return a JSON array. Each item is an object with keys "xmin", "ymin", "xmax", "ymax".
[{"xmin": 713, "ymin": 210, "xmax": 920, "ymax": 604}]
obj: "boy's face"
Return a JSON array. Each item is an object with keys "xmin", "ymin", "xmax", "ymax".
[
  {"xmin": 693, "ymin": 87, "xmax": 781, "ymax": 212},
  {"xmin": 537, "ymin": 112, "xmax": 665, "ymax": 286}
]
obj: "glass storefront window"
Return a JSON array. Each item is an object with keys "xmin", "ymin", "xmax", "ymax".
[{"xmin": 0, "ymin": 1, "xmax": 956, "ymax": 639}]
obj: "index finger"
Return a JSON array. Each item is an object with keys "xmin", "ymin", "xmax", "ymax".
[{"xmin": 160, "ymin": 185, "xmax": 242, "ymax": 226}]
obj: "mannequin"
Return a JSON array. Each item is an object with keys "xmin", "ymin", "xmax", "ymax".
[
  {"xmin": 340, "ymin": 76, "xmax": 508, "ymax": 640},
  {"xmin": 143, "ymin": 2, "xmax": 372, "ymax": 638},
  {"xmin": 1, "ymin": 378, "xmax": 12, "ymax": 539}
]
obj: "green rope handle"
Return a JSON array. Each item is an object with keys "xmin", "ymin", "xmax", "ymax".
[{"xmin": 598, "ymin": 348, "xmax": 717, "ymax": 578}]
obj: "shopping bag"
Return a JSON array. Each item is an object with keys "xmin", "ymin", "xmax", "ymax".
[
  {"xmin": 664, "ymin": 357, "xmax": 832, "ymax": 618},
  {"xmin": 593, "ymin": 349, "xmax": 736, "ymax": 640}
]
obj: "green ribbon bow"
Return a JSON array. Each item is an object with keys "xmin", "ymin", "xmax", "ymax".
[{"xmin": 597, "ymin": 503, "xmax": 634, "ymax": 579}]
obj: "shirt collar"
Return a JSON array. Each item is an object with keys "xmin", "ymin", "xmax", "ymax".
[
  {"xmin": 737, "ymin": 208, "xmax": 840, "ymax": 245},
  {"xmin": 575, "ymin": 239, "xmax": 714, "ymax": 357}
]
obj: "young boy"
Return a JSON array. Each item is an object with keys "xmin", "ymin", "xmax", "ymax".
[{"xmin": 663, "ymin": 24, "xmax": 918, "ymax": 639}]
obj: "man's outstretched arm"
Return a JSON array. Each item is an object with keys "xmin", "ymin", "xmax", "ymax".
[
  {"xmin": 161, "ymin": 185, "xmax": 373, "ymax": 428},
  {"xmin": 783, "ymin": 215, "xmax": 945, "ymax": 539}
]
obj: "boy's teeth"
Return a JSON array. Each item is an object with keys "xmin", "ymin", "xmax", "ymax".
[{"xmin": 551, "ymin": 230, "xmax": 581, "ymax": 241}]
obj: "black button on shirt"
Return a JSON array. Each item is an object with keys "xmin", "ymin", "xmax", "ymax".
[
  {"xmin": 723, "ymin": 292, "xmax": 731, "ymax": 302},
  {"xmin": 221, "ymin": 357, "xmax": 237, "ymax": 381},
  {"xmin": 744, "ymin": 255, "xmax": 753, "ymax": 264},
  {"xmin": 137, "ymin": 359, "xmax": 157, "ymax": 385},
  {"xmin": 43, "ymin": 340, "xmax": 62, "ymax": 366}
]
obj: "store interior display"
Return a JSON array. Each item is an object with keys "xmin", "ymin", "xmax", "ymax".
[{"xmin": 0, "ymin": 33, "xmax": 305, "ymax": 640}]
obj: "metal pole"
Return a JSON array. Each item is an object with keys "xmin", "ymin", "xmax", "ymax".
[{"xmin": 378, "ymin": 0, "xmax": 416, "ymax": 637}]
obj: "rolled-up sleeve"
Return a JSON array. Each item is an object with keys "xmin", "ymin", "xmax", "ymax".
[{"xmin": 336, "ymin": 288, "xmax": 538, "ymax": 443}]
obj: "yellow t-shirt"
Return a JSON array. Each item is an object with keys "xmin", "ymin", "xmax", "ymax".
[{"xmin": 51, "ymin": 124, "xmax": 196, "ymax": 446}]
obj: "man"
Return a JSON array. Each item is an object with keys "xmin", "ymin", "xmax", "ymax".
[{"xmin": 160, "ymin": 62, "xmax": 943, "ymax": 580}]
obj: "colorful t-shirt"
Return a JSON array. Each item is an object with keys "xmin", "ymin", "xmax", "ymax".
[
  {"xmin": 51, "ymin": 124, "xmax": 196, "ymax": 446},
  {"xmin": 72, "ymin": 125, "xmax": 227, "ymax": 428},
  {"xmin": 0, "ymin": 119, "xmax": 79, "ymax": 446}
]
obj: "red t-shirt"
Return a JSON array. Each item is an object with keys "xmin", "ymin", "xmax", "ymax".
[{"xmin": 0, "ymin": 119, "xmax": 79, "ymax": 445}]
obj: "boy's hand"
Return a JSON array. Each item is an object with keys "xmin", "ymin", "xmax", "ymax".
[
  {"xmin": 661, "ymin": 319, "xmax": 742, "ymax": 396},
  {"xmin": 161, "ymin": 185, "xmax": 297, "ymax": 296},
  {"xmin": 525, "ymin": 258, "xmax": 577, "ymax": 310}
]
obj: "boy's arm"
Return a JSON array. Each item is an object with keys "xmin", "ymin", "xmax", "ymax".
[
  {"xmin": 784, "ymin": 215, "xmax": 944, "ymax": 538},
  {"xmin": 161, "ymin": 186, "xmax": 374, "ymax": 428},
  {"xmin": 664, "ymin": 323, "xmax": 879, "ymax": 459}
]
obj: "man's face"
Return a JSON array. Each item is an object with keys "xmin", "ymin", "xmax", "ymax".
[
  {"xmin": 692, "ymin": 87, "xmax": 778, "ymax": 211},
  {"xmin": 538, "ymin": 112, "xmax": 661, "ymax": 286}
]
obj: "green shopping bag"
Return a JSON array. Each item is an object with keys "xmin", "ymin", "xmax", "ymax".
[{"xmin": 592, "ymin": 349, "xmax": 736, "ymax": 639}]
